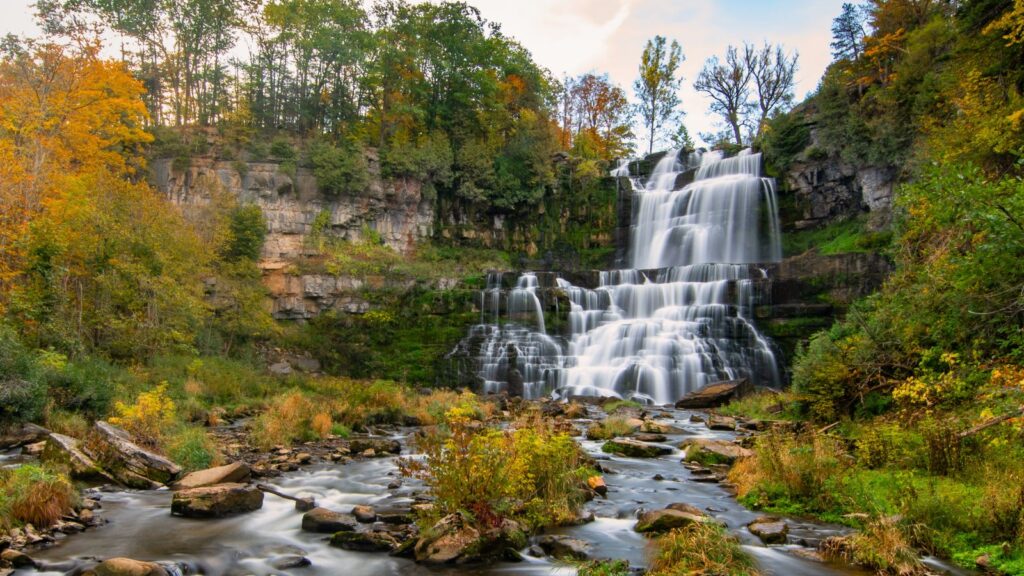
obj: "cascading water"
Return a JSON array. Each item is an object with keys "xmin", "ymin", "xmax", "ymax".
[{"xmin": 458, "ymin": 148, "xmax": 783, "ymax": 404}]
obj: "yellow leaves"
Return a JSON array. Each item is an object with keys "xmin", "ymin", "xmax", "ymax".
[
  {"xmin": 109, "ymin": 383, "xmax": 177, "ymax": 447},
  {"xmin": 984, "ymin": 0, "xmax": 1024, "ymax": 46}
]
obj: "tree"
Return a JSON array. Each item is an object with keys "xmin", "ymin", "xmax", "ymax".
[
  {"xmin": 558, "ymin": 73, "xmax": 633, "ymax": 159},
  {"xmin": 633, "ymin": 36, "xmax": 684, "ymax": 154},
  {"xmin": 744, "ymin": 42, "xmax": 798, "ymax": 138},
  {"xmin": 831, "ymin": 2, "xmax": 868, "ymax": 60},
  {"xmin": 694, "ymin": 45, "xmax": 751, "ymax": 146}
]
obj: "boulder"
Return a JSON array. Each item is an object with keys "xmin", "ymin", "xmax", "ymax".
[
  {"xmin": 640, "ymin": 420, "xmax": 685, "ymax": 435},
  {"xmin": 376, "ymin": 508, "xmax": 413, "ymax": 525},
  {"xmin": 0, "ymin": 422, "xmax": 50, "ymax": 450},
  {"xmin": 535, "ymin": 535, "xmax": 590, "ymax": 560},
  {"xmin": 414, "ymin": 513, "xmax": 481, "ymax": 565},
  {"xmin": 601, "ymin": 438, "xmax": 671, "ymax": 458},
  {"xmin": 666, "ymin": 503, "xmax": 705, "ymax": 516},
  {"xmin": 748, "ymin": 516, "xmax": 789, "ymax": 545},
  {"xmin": 680, "ymin": 438, "xmax": 753, "ymax": 465},
  {"xmin": 84, "ymin": 558, "xmax": 169, "ymax": 576},
  {"xmin": 634, "ymin": 433, "xmax": 668, "ymax": 443},
  {"xmin": 172, "ymin": 462, "xmax": 251, "ymax": 490},
  {"xmin": 170, "ymin": 483, "xmax": 263, "ymax": 518},
  {"xmin": 330, "ymin": 531, "xmax": 399, "ymax": 553},
  {"xmin": 587, "ymin": 475, "xmax": 608, "ymax": 497},
  {"xmin": 351, "ymin": 505, "xmax": 377, "ymax": 523},
  {"xmin": 635, "ymin": 508, "xmax": 705, "ymax": 534},
  {"xmin": 269, "ymin": 555, "xmax": 311, "ymax": 570},
  {"xmin": 301, "ymin": 508, "xmax": 357, "ymax": 533},
  {"xmin": 674, "ymin": 379, "xmax": 753, "ymax": 409},
  {"xmin": 707, "ymin": 415, "xmax": 737, "ymax": 431},
  {"xmin": 1, "ymin": 550, "xmax": 37, "ymax": 569},
  {"xmin": 42, "ymin": 433, "xmax": 115, "ymax": 483},
  {"xmin": 347, "ymin": 438, "xmax": 401, "ymax": 455},
  {"xmin": 87, "ymin": 422, "xmax": 181, "ymax": 488}
]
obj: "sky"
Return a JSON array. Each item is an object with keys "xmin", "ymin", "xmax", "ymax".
[{"xmin": 0, "ymin": 0, "xmax": 845, "ymax": 148}]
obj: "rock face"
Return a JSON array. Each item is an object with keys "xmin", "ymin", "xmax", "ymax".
[
  {"xmin": 170, "ymin": 483, "xmax": 263, "ymax": 518},
  {"xmin": 0, "ymin": 422, "xmax": 50, "ymax": 450},
  {"xmin": 84, "ymin": 558, "xmax": 169, "ymax": 576},
  {"xmin": 601, "ymin": 438, "xmax": 671, "ymax": 458},
  {"xmin": 786, "ymin": 154, "xmax": 895, "ymax": 231},
  {"xmin": 675, "ymin": 379, "xmax": 753, "ymax": 409},
  {"xmin": 87, "ymin": 422, "xmax": 181, "ymax": 489},
  {"xmin": 172, "ymin": 462, "xmax": 251, "ymax": 490},
  {"xmin": 301, "ymin": 507, "xmax": 357, "ymax": 533},
  {"xmin": 414, "ymin": 514, "xmax": 482, "ymax": 565}
]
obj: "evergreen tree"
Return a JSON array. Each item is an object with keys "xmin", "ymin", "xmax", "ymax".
[{"xmin": 830, "ymin": 2, "xmax": 867, "ymax": 60}]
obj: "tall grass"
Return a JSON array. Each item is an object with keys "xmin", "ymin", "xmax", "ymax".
[
  {"xmin": 648, "ymin": 523, "xmax": 761, "ymax": 576},
  {"xmin": 0, "ymin": 464, "xmax": 76, "ymax": 529}
]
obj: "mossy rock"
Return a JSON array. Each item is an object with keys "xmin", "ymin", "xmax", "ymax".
[
  {"xmin": 635, "ymin": 508, "xmax": 706, "ymax": 534},
  {"xmin": 602, "ymin": 438, "xmax": 671, "ymax": 458}
]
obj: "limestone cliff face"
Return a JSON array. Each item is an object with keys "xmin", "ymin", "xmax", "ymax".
[
  {"xmin": 786, "ymin": 156, "xmax": 896, "ymax": 231},
  {"xmin": 150, "ymin": 155, "xmax": 434, "ymax": 261}
]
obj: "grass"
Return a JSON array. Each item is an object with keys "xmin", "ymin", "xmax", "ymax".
[
  {"xmin": 0, "ymin": 464, "xmax": 76, "ymax": 529},
  {"xmin": 716, "ymin": 391, "xmax": 801, "ymax": 420},
  {"xmin": 782, "ymin": 216, "xmax": 892, "ymax": 257},
  {"xmin": 576, "ymin": 560, "xmax": 631, "ymax": 576},
  {"xmin": 648, "ymin": 523, "xmax": 761, "ymax": 576},
  {"xmin": 603, "ymin": 399, "xmax": 642, "ymax": 413},
  {"xmin": 822, "ymin": 516, "xmax": 926, "ymax": 575},
  {"xmin": 586, "ymin": 416, "xmax": 637, "ymax": 440}
]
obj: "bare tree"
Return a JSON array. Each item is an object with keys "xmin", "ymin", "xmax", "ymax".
[
  {"xmin": 693, "ymin": 45, "xmax": 750, "ymax": 146},
  {"xmin": 744, "ymin": 42, "xmax": 798, "ymax": 139}
]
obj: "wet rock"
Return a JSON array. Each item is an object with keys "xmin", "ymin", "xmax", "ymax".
[
  {"xmin": 42, "ymin": 434, "xmax": 115, "ymax": 483},
  {"xmin": 602, "ymin": 438, "xmax": 671, "ymax": 458},
  {"xmin": 748, "ymin": 516, "xmax": 789, "ymax": 545},
  {"xmin": 679, "ymin": 438, "xmax": 753, "ymax": 464},
  {"xmin": 634, "ymin": 433, "xmax": 667, "ymax": 443},
  {"xmin": 87, "ymin": 422, "xmax": 181, "ymax": 488},
  {"xmin": 83, "ymin": 558, "xmax": 168, "ymax": 576},
  {"xmin": 352, "ymin": 505, "xmax": 377, "ymax": 523},
  {"xmin": 348, "ymin": 438, "xmax": 401, "ymax": 455},
  {"xmin": 707, "ymin": 415, "xmax": 737, "ymax": 431},
  {"xmin": 587, "ymin": 475, "xmax": 608, "ymax": 497},
  {"xmin": 640, "ymin": 420, "xmax": 684, "ymax": 435},
  {"xmin": 295, "ymin": 496, "xmax": 316, "ymax": 511},
  {"xmin": 386, "ymin": 479, "xmax": 402, "ymax": 490},
  {"xmin": 414, "ymin": 513, "xmax": 481, "ymax": 564},
  {"xmin": 172, "ymin": 462, "xmax": 250, "ymax": 490},
  {"xmin": 665, "ymin": 503, "xmax": 705, "ymax": 516},
  {"xmin": 675, "ymin": 379, "xmax": 753, "ymax": 409},
  {"xmin": 331, "ymin": 531, "xmax": 399, "ymax": 552},
  {"xmin": 1, "ymin": 550, "xmax": 37, "ymax": 569},
  {"xmin": 301, "ymin": 508, "xmax": 357, "ymax": 533},
  {"xmin": 269, "ymin": 555, "xmax": 311, "ymax": 570},
  {"xmin": 536, "ymin": 535, "xmax": 590, "ymax": 560},
  {"xmin": 376, "ymin": 508, "xmax": 413, "ymax": 525},
  {"xmin": 170, "ymin": 483, "xmax": 263, "ymax": 518},
  {"xmin": 635, "ymin": 508, "xmax": 705, "ymax": 534}
]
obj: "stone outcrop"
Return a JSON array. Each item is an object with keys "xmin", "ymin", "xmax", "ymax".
[
  {"xmin": 86, "ymin": 422, "xmax": 181, "ymax": 489},
  {"xmin": 635, "ymin": 508, "xmax": 706, "ymax": 534},
  {"xmin": 301, "ymin": 507, "xmax": 357, "ymax": 533},
  {"xmin": 680, "ymin": 438, "xmax": 753, "ymax": 464},
  {"xmin": 601, "ymin": 438, "xmax": 671, "ymax": 458},
  {"xmin": 170, "ymin": 483, "xmax": 263, "ymax": 518},
  {"xmin": 0, "ymin": 423, "xmax": 50, "ymax": 450},
  {"xmin": 42, "ymin": 434, "xmax": 115, "ymax": 483},
  {"xmin": 748, "ymin": 516, "xmax": 789, "ymax": 544}
]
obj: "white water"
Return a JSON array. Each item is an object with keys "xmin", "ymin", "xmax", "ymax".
[{"xmin": 463, "ymin": 149, "xmax": 783, "ymax": 404}]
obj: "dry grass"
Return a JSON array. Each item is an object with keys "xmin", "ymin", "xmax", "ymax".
[
  {"xmin": 822, "ymin": 516, "xmax": 926, "ymax": 575},
  {"xmin": 0, "ymin": 464, "xmax": 76, "ymax": 529},
  {"xmin": 586, "ymin": 416, "xmax": 637, "ymax": 440},
  {"xmin": 648, "ymin": 523, "xmax": 761, "ymax": 576}
]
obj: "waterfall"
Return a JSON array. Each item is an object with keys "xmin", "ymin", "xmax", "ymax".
[{"xmin": 458, "ymin": 148, "xmax": 783, "ymax": 404}]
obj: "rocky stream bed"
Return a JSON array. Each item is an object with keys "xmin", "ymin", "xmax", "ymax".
[{"xmin": 1, "ymin": 402, "xmax": 972, "ymax": 576}]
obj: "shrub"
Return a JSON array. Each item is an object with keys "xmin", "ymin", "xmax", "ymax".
[
  {"xmin": 648, "ymin": 523, "xmax": 760, "ymax": 576},
  {"xmin": 269, "ymin": 137, "xmax": 296, "ymax": 160},
  {"xmin": 224, "ymin": 204, "xmax": 266, "ymax": 262},
  {"xmin": 250, "ymin": 391, "xmax": 319, "ymax": 449},
  {"xmin": 109, "ymin": 383, "xmax": 177, "ymax": 447},
  {"xmin": 43, "ymin": 355, "xmax": 120, "ymax": 417},
  {"xmin": 0, "ymin": 464, "xmax": 75, "ymax": 529},
  {"xmin": 310, "ymin": 139, "xmax": 369, "ymax": 197},
  {"xmin": 400, "ymin": 414, "xmax": 591, "ymax": 532},
  {"xmin": 823, "ymin": 516, "xmax": 925, "ymax": 576},
  {"xmin": 0, "ymin": 326, "xmax": 46, "ymax": 424}
]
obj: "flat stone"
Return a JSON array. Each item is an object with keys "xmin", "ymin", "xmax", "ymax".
[
  {"xmin": 535, "ymin": 535, "xmax": 590, "ymax": 560},
  {"xmin": 301, "ymin": 507, "xmax": 357, "ymax": 533},
  {"xmin": 679, "ymin": 438, "xmax": 753, "ymax": 464},
  {"xmin": 170, "ymin": 483, "xmax": 263, "ymax": 518},
  {"xmin": 352, "ymin": 505, "xmax": 376, "ymax": 523},
  {"xmin": 83, "ymin": 558, "xmax": 169, "ymax": 576},
  {"xmin": 330, "ymin": 531, "xmax": 398, "ymax": 552},
  {"xmin": 675, "ymin": 379, "xmax": 753, "ymax": 409},
  {"xmin": 634, "ymin": 433, "xmax": 667, "ymax": 443},
  {"xmin": 748, "ymin": 516, "xmax": 789, "ymax": 545},
  {"xmin": 172, "ymin": 462, "xmax": 250, "ymax": 490},
  {"xmin": 707, "ymin": 415, "xmax": 737, "ymax": 431},
  {"xmin": 602, "ymin": 438, "xmax": 671, "ymax": 458}
]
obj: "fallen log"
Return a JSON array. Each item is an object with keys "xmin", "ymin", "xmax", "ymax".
[
  {"xmin": 256, "ymin": 483, "xmax": 316, "ymax": 511},
  {"xmin": 958, "ymin": 406, "xmax": 1024, "ymax": 438}
]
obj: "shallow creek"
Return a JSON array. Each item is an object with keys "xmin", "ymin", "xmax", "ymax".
[{"xmin": 17, "ymin": 408, "xmax": 968, "ymax": 576}]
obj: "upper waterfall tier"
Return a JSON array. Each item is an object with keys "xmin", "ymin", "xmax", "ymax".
[{"xmin": 630, "ymin": 149, "xmax": 781, "ymax": 269}]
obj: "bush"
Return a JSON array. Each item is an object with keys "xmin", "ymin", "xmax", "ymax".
[
  {"xmin": 648, "ymin": 523, "xmax": 760, "ymax": 576},
  {"xmin": 823, "ymin": 516, "xmax": 925, "ymax": 576},
  {"xmin": 0, "ymin": 326, "xmax": 46, "ymax": 424},
  {"xmin": 250, "ymin": 391, "xmax": 321, "ymax": 450},
  {"xmin": 400, "ymin": 414, "xmax": 591, "ymax": 532},
  {"xmin": 0, "ymin": 464, "xmax": 75, "ymax": 529},
  {"xmin": 224, "ymin": 204, "xmax": 267, "ymax": 262},
  {"xmin": 167, "ymin": 426, "xmax": 221, "ymax": 472},
  {"xmin": 586, "ymin": 417, "xmax": 636, "ymax": 440},
  {"xmin": 109, "ymin": 383, "xmax": 177, "ymax": 447}
]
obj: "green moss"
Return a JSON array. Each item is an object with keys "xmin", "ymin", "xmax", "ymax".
[{"xmin": 782, "ymin": 217, "xmax": 892, "ymax": 257}]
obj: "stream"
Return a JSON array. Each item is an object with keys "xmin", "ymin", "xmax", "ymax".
[{"xmin": 10, "ymin": 406, "xmax": 934, "ymax": 576}]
